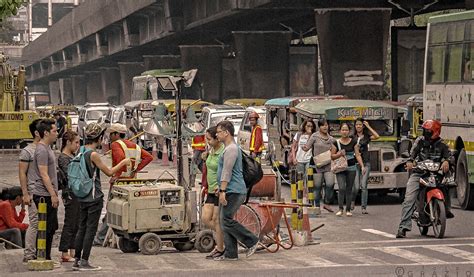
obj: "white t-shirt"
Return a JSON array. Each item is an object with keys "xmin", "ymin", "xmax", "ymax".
[{"xmin": 294, "ymin": 133, "xmax": 312, "ymax": 163}]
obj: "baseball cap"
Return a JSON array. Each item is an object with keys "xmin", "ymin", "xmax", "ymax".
[
  {"xmin": 107, "ymin": 123, "xmax": 127, "ymax": 134},
  {"xmin": 85, "ymin": 122, "xmax": 106, "ymax": 139}
]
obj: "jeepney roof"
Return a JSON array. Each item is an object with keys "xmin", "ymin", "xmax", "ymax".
[
  {"xmin": 295, "ymin": 99, "xmax": 403, "ymax": 120},
  {"xmin": 151, "ymin": 99, "xmax": 212, "ymax": 112},
  {"xmin": 224, "ymin": 98, "xmax": 267, "ymax": 107},
  {"xmin": 265, "ymin": 95, "xmax": 345, "ymax": 107},
  {"xmin": 406, "ymin": 94, "xmax": 423, "ymax": 107},
  {"xmin": 141, "ymin": 69, "xmax": 184, "ymax": 77},
  {"xmin": 124, "ymin": 100, "xmax": 155, "ymax": 110}
]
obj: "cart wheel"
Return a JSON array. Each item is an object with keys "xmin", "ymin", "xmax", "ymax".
[
  {"xmin": 118, "ymin": 237, "xmax": 139, "ymax": 253},
  {"xmin": 173, "ymin": 241, "xmax": 195, "ymax": 252},
  {"xmin": 234, "ymin": 204, "xmax": 261, "ymax": 239},
  {"xmin": 139, "ymin": 233, "xmax": 162, "ymax": 255},
  {"xmin": 194, "ymin": 230, "xmax": 215, "ymax": 253}
]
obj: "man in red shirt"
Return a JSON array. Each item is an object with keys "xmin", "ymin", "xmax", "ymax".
[
  {"xmin": 249, "ymin": 112, "xmax": 264, "ymax": 161},
  {"xmin": 0, "ymin": 187, "xmax": 28, "ymax": 248}
]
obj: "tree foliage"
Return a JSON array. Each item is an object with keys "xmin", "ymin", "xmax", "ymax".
[{"xmin": 0, "ymin": 0, "xmax": 25, "ymax": 21}]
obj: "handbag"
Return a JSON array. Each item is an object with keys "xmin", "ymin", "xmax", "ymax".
[
  {"xmin": 314, "ymin": 150, "xmax": 332, "ymax": 168},
  {"xmin": 331, "ymin": 140, "xmax": 348, "ymax": 173},
  {"xmin": 289, "ymin": 132, "xmax": 301, "ymax": 166}
]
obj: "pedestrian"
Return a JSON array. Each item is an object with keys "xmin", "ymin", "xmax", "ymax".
[
  {"xmin": 30, "ymin": 118, "xmax": 59, "ymax": 260},
  {"xmin": 72, "ymin": 123, "xmax": 130, "ymax": 271},
  {"xmin": 291, "ymin": 119, "xmax": 316, "ymax": 178},
  {"xmin": 19, "ymin": 118, "xmax": 41, "ymax": 262},
  {"xmin": 0, "ymin": 187, "xmax": 28, "ymax": 248},
  {"xmin": 215, "ymin": 120, "xmax": 259, "ymax": 261},
  {"xmin": 94, "ymin": 123, "xmax": 153, "ymax": 246},
  {"xmin": 65, "ymin": 111, "xmax": 72, "ymax": 131},
  {"xmin": 303, "ymin": 119, "xmax": 336, "ymax": 214},
  {"xmin": 54, "ymin": 112, "xmax": 67, "ymax": 151},
  {"xmin": 57, "ymin": 130, "xmax": 80, "ymax": 262},
  {"xmin": 248, "ymin": 112, "xmax": 264, "ymax": 162},
  {"xmin": 201, "ymin": 126, "xmax": 225, "ymax": 259},
  {"xmin": 351, "ymin": 118, "xmax": 379, "ymax": 214},
  {"xmin": 330, "ymin": 122, "xmax": 365, "ymax": 217}
]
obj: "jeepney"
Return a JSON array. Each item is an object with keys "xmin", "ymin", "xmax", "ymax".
[
  {"xmin": 265, "ymin": 96, "xmax": 345, "ymax": 173},
  {"xmin": 406, "ymin": 94, "xmax": 423, "ymax": 139},
  {"xmin": 223, "ymin": 98, "xmax": 267, "ymax": 108},
  {"xmin": 124, "ymin": 100, "xmax": 155, "ymax": 150},
  {"xmin": 294, "ymin": 99, "xmax": 410, "ymax": 195},
  {"xmin": 78, "ymin": 103, "xmax": 116, "ymax": 141}
]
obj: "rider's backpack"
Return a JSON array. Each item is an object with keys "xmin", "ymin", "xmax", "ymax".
[
  {"xmin": 241, "ymin": 150, "xmax": 263, "ymax": 204},
  {"xmin": 67, "ymin": 146, "xmax": 96, "ymax": 198}
]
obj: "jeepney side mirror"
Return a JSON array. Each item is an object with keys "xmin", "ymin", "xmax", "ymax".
[{"xmin": 401, "ymin": 119, "xmax": 410, "ymax": 134}]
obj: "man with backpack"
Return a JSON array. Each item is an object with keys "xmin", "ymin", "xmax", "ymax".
[
  {"xmin": 69, "ymin": 123, "xmax": 130, "ymax": 271},
  {"xmin": 215, "ymin": 120, "xmax": 259, "ymax": 261}
]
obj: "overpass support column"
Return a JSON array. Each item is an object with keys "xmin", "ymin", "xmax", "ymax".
[
  {"xmin": 71, "ymin": 75, "xmax": 86, "ymax": 105},
  {"xmin": 85, "ymin": 71, "xmax": 104, "ymax": 103},
  {"xmin": 118, "ymin": 62, "xmax": 144, "ymax": 104},
  {"xmin": 231, "ymin": 31, "xmax": 292, "ymax": 99},
  {"xmin": 49, "ymin": 80, "xmax": 60, "ymax": 104},
  {"xmin": 100, "ymin": 67, "xmax": 121, "ymax": 105},
  {"xmin": 179, "ymin": 46, "xmax": 227, "ymax": 104},
  {"xmin": 143, "ymin": 55, "xmax": 181, "ymax": 71},
  {"xmin": 59, "ymin": 78, "xmax": 73, "ymax": 104},
  {"xmin": 315, "ymin": 9, "xmax": 391, "ymax": 99}
]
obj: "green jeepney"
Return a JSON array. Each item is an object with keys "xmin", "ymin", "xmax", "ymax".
[{"xmin": 295, "ymin": 99, "xmax": 409, "ymax": 195}]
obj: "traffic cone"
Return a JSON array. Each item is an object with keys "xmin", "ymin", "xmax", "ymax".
[{"xmin": 151, "ymin": 143, "xmax": 159, "ymax": 163}]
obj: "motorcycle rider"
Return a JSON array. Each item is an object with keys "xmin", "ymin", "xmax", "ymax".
[{"xmin": 396, "ymin": 119, "xmax": 454, "ymax": 238}]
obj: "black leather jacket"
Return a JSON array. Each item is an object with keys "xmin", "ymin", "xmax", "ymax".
[{"xmin": 409, "ymin": 137, "xmax": 453, "ymax": 165}]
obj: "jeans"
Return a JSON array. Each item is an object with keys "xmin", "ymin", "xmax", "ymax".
[
  {"xmin": 75, "ymin": 200, "xmax": 103, "ymax": 261},
  {"xmin": 335, "ymin": 170, "xmax": 356, "ymax": 211},
  {"xmin": 33, "ymin": 195, "xmax": 58, "ymax": 260},
  {"xmin": 24, "ymin": 198, "xmax": 38, "ymax": 260},
  {"xmin": 314, "ymin": 171, "xmax": 335, "ymax": 206},
  {"xmin": 398, "ymin": 173, "xmax": 422, "ymax": 231},
  {"xmin": 0, "ymin": 228, "xmax": 22, "ymax": 247},
  {"xmin": 220, "ymin": 193, "xmax": 258, "ymax": 259},
  {"xmin": 353, "ymin": 163, "xmax": 371, "ymax": 208},
  {"xmin": 59, "ymin": 191, "xmax": 80, "ymax": 252}
]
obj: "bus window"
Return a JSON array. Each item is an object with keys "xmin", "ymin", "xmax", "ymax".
[
  {"xmin": 429, "ymin": 24, "xmax": 448, "ymax": 44},
  {"xmin": 463, "ymin": 43, "xmax": 474, "ymax": 82},
  {"xmin": 447, "ymin": 22, "xmax": 465, "ymax": 42},
  {"xmin": 447, "ymin": 44, "xmax": 463, "ymax": 82},
  {"xmin": 427, "ymin": 46, "xmax": 446, "ymax": 83}
]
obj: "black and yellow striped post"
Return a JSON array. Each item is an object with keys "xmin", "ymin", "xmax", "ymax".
[
  {"xmin": 28, "ymin": 198, "xmax": 53, "ymax": 271},
  {"xmin": 297, "ymin": 172, "xmax": 304, "ymax": 231},
  {"xmin": 290, "ymin": 169, "xmax": 298, "ymax": 229},
  {"xmin": 306, "ymin": 167, "xmax": 317, "ymax": 217}
]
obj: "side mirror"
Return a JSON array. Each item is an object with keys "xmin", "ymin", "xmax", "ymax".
[
  {"xmin": 79, "ymin": 118, "xmax": 84, "ymax": 122},
  {"xmin": 401, "ymin": 119, "xmax": 410, "ymax": 134},
  {"xmin": 105, "ymin": 119, "xmax": 111, "ymax": 124}
]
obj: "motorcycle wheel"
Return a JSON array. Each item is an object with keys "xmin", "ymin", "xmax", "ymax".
[
  {"xmin": 418, "ymin": 226, "xmax": 429, "ymax": 236},
  {"xmin": 431, "ymin": 199, "xmax": 446, "ymax": 239}
]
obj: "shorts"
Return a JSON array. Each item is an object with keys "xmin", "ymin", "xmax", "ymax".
[{"xmin": 205, "ymin": 193, "xmax": 219, "ymax": 206}]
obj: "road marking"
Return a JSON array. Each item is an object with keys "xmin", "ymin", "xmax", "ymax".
[
  {"xmin": 321, "ymin": 237, "xmax": 474, "ymax": 246},
  {"xmin": 379, "ymin": 247, "xmax": 447, "ymax": 264},
  {"xmin": 425, "ymin": 245, "xmax": 474, "ymax": 262},
  {"xmin": 361, "ymin": 228, "xmax": 396, "ymax": 238}
]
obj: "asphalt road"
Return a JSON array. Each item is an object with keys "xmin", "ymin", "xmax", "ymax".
[{"xmin": 0, "ymin": 151, "xmax": 473, "ymax": 276}]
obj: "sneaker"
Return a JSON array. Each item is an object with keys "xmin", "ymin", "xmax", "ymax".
[
  {"xmin": 205, "ymin": 248, "xmax": 224, "ymax": 259},
  {"xmin": 78, "ymin": 259, "xmax": 101, "ymax": 271},
  {"xmin": 346, "ymin": 211, "xmax": 353, "ymax": 217},
  {"xmin": 314, "ymin": 207, "xmax": 321, "ymax": 215},
  {"xmin": 396, "ymin": 229, "xmax": 407, "ymax": 239},
  {"xmin": 246, "ymin": 242, "xmax": 258, "ymax": 258},
  {"xmin": 72, "ymin": 259, "xmax": 80, "ymax": 271},
  {"xmin": 214, "ymin": 255, "xmax": 238, "ymax": 261},
  {"xmin": 361, "ymin": 208, "xmax": 368, "ymax": 214},
  {"xmin": 350, "ymin": 201, "xmax": 355, "ymax": 211},
  {"xmin": 336, "ymin": 210, "xmax": 343, "ymax": 216}
]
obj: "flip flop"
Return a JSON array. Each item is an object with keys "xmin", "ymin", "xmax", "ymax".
[{"xmin": 323, "ymin": 205, "xmax": 334, "ymax": 213}]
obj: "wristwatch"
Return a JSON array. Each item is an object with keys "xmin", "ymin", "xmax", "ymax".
[{"xmin": 219, "ymin": 189, "xmax": 227, "ymax": 193}]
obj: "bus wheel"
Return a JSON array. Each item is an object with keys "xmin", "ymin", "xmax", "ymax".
[{"xmin": 456, "ymin": 149, "xmax": 474, "ymax": 210}]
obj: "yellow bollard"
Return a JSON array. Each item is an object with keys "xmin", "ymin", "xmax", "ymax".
[
  {"xmin": 28, "ymin": 198, "xmax": 53, "ymax": 271},
  {"xmin": 297, "ymin": 172, "xmax": 304, "ymax": 231},
  {"xmin": 306, "ymin": 167, "xmax": 317, "ymax": 217},
  {"xmin": 290, "ymin": 169, "xmax": 298, "ymax": 229}
]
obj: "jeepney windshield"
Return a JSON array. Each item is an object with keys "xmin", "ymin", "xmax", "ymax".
[
  {"xmin": 86, "ymin": 109, "xmax": 109, "ymax": 121},
  {"xmin": 327, "ymin": 120, "xmax": 395, "ymax": 137},
  {"xmin": 141, "ymin": 110, "xmax": 153, "ymax": 118}
]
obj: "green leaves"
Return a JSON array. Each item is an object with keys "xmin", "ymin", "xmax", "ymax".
[{"xmin": 0, "ymin": 0, "xmax": 25, "ymax": 21}]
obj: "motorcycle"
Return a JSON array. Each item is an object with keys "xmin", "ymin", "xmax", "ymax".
[{"xmin": 412, "ymin": 160, "xmax": 452, "ymax": 239}]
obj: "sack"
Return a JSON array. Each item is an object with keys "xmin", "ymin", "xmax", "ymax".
[
  {"xmin": 331, "ymin": 140, "xmax": 348, "ymax": 173},
  {"xmin": 314, "ymin": 150, "xmax": 332, "ymax": 168},
  {"xmin": 242, "ymin": 150, "xmax": 263, "ymax": 203},
  {"xmin": 67, "ymin": 147, "xmax": 97, "ymax": 198}
]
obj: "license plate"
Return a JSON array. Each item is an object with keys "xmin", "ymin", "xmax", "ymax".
[{"xmin": 368, "ymin": 176, "xmax": 384, "ymax": 185}]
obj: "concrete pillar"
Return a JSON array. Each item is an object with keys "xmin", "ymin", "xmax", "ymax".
[
  {"xmin": 100, "ymin": 67, "xmax": 121, "ymax": 105},
  {"xmin": 71, "ymin": 75, "xmax": 86, "ymax": 105},
  {"xmin": 232, "ymin": 31, "xmax": 292, "ymax": 99},
  {"xmin": 85, "ymin": 71, "xmax": 104, "ymax": 103},
  {"xmin": 59, "ymin": 78, "xmax": 73, "ymax": 104},
  {"xmin": 179, "ymin": 45, "xmax": 226, "ymax": 104},
  {"xmin": 118, "ymin": 62, "xmax": 145, "ymax": 104},
  {"xmin": 143, "ymin": 55, "xmax": 181, "ymax": 71},
  {"xmin": 48, "ymin": 80, "xmax": 60, "ymax": 104},
  {"xmin": 315, "ymin": 9, "xmax": 391, "ymax": 99}
]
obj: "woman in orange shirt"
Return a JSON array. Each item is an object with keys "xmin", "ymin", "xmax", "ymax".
[{"xmin": 0, "ymin": 187, "xmax": 28, "ymax": 248}]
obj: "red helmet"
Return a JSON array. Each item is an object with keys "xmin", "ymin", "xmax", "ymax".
[
  {"xmin": 249, "ymin": 111, "xmax": 260, "ymax": 119},
  {"xmin": 421, "ymin": 120, "xmax": 442, "ymax": 140}
]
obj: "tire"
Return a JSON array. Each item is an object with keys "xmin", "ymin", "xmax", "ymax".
[
  {"xmin": 431, "ymin": 199, "xmax": 446, "ymax": 239},
  {"xmin": 456, "ymin": 149, "xmax": 474, "ymax": 210},
  {"xmin": 118, "ymin": 237, "xmax": 139, "ymax": 253},
  {"xmin": 173, "ymin": 241, "xmax": 195, "ymax": 252},
  {"xmin": 418, "ymin": 226, "xmax": 429, "ymax": 236},
  {"xmin": 194, "ymin": 229, "xmax": 215, "ymax": 253},
  {"xmin": 139, "ymin": 233, "xmax": 162, "ymax": 255}
]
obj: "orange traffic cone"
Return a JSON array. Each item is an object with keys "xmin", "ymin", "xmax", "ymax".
[
  {"xmin": 151, "ymin": 143, "xmax": 159, "ymax": 163},
  {"xmin": 161, "ymin": 142, "xmax": 169, "ymax": 166}
]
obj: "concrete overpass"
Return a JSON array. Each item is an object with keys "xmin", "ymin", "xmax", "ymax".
[{"xmin": 22, "ymin": 0, "xmax": 469, "ymax": 104}]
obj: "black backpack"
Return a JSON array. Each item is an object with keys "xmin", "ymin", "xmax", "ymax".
[{"xmin": 241, "ymin": 150, "xmax": 263, "ymax": 204}]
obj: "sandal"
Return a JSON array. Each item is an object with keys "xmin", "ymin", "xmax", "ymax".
[
  {"xmin": 205, "ymin": 248, "xmax": 224, "ymax": 259},
  {"xmin": 61, "ymin": 256, "xmax": 75, "ymax": 262},
  {"xmin": 323, "ymin": 205, "xmax": 334, "ymax": 213}
]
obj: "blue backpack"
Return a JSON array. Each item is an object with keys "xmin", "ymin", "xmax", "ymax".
[{"xmin": 67, "ymin": 146, "xmax": 96, "ymax": 198}]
